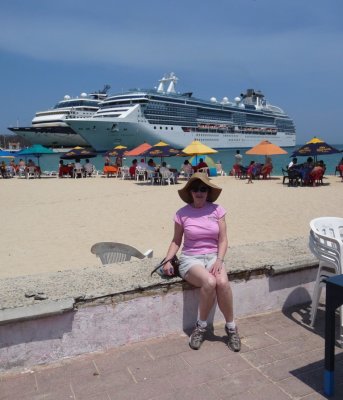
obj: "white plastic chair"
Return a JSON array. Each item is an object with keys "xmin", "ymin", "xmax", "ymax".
[
  {"xmin": 91, "ymin": 242, "xmax": 153, "ymax": 266},
  {"xmin": 309, "ymin": 217, "xmax": 343, "ymax": 343},
  {"xmin": 198, "ymin": 167, "xmax": 209, "ymax": 175},
  {"xmin": 120, "ymin": 166, "xmax": 131, "ymax": 180},
  {"xmin": 74, "ymin": 167, "xmax": 84, "ymax": 178},
  {"xmin": 26, "ymin": 167, "xmax": 38, "ymax": 179},
  {"xmin": 135, "ymin": 168, "xmax": 146, "ymax": 182},
  {"xmin": 310, "ymin": 217, "xmax": 343, "ymax": 246},
  {"xmin": 147, "ymin": 170, "xmax": 159, "ymax": 185},
  {"xmin": 160, "ymin": 170, "xmax": 175, "ymax": 185},
  {"xmin": 18, "ymin": 167, "xmax": 26, "ymax": 178}
]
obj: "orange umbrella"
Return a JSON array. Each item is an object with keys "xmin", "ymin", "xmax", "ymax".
[
  {"xmin": 125, "ymin": 143, "xmax": 152, "ymax": 156},
  {"xmin": 245, "ymin": 140, "xmax": 287, "ymax": 155}
]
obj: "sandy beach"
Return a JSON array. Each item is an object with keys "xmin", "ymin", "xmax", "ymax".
[{"xmin": 1, "ymin": 174, "xmax": 342, "ymax": 278}]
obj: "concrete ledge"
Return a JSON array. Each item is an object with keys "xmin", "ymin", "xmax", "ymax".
[
  {"xmin": 0, "ymin": 237, "xmax": 319, "ymax": 372},
  {"xmin": 0, "ymin": 299, "xmax": 75, "ymax": 325}
]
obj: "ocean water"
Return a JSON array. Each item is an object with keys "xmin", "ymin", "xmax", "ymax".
[{"xmin": 13, "ymin": 145, "xmax": 343, "ymax": 176}]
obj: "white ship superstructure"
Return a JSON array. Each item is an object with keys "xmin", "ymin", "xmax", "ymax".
[
  {"xmin": 65, "ymin": 74, "xmax": 296, "ymax": 151},
  {"xmin": 8, "ymin": 85, "xmax": 110, "ymax": 147}
]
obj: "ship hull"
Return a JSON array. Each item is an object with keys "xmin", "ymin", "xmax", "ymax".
[
  {"xmin": 66, "ymin": 119, "xmax": 296, "ymax": 152},
  {"xmin": 8, "ymin": 126, "xmax": 89, "ymax": 148}
]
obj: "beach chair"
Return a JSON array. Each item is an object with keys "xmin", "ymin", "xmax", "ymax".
[
  {"xmin": 74, "ymin": 167, "xmax": 84, "ymax": 178},
  {"xmin": 261, "ymin": 164, "xmax": 273, "ymax": 179},
  {"xmin": 160, "ymin": 170, "xmax": 175, "ymax": 185},
  {"xmin": 135, "ymin": 168, "xmax": 146, "ymax": 181},
  {"xmin": 282, "ymin": 167, "xmax": 301, "ymax": 186},
  {"xmin": 120, "ymin": 166, "xmax": 131, "ymax": 180},
  {"xmin": 198, "ymin": 167, "xmax": 209, "ymax": 175},
  {"xmin": 309, "ymin": 169, "xmax": 325, "ymax": 186},
  {"xmin": 91, "ymin": 242, "xmax": 153, "ymax": 266},
  {"xmin": 184, "ymin": 169, "xmax": 193, "ymax": 180},
  {"xmin": 26, "ymin": 166, "xmax": 38, "ymax": 179},
  {"xmin": 147, "ymin": 169, "xmax": 160, "ymax": 185},
  {"xmin": 309, "ymin": 217, "xmax": 343, "ymax": 344}
]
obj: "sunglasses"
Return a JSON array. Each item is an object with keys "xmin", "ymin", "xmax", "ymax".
[{"xmin": 191, "ymin": 186, "xmax": 209, "ymax": 193}]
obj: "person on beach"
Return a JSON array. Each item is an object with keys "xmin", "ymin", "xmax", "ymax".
[
  {"xmin": 137, "ymin": 158, "xmax": 148, "ymax": 170},
  {"xmin": 162, "ymin": 172, "xmax": 241, "ymax": 352},
  {"xmin": 246, "ymin": 160, "xmax": 256, "ymax": 183},
  {"xmin": 115, "ymin": 155, "xmax": 123, "ymax": 168},
  {"xmin": 234, "ymin": 150, "xmax": 243, "ymax": 166},
  {"xmin": 129, "ymin": 159, "xmax": 138, "ymax": 178},
  {"xmin": 288, "ymin": 157, "xmax": 297, "ymax": 170},
  {"xmin": 84, "ymin": 159, "xmax": 95, "ymax": 177},
  {"xmin": 194, "ymin": 158, "xmax": 209, "ymax": 175},
  {"xmin": 160, "ymin": 161, "xmax": 178, "ymax": 183},
  {"xmin": 181, "ymin": 160, "xmax": 193, "ymax": 179},
  {"xmin": 261, "ymin": 156, "xmax": 273, "ymax": 179},
  {"xmin": 0, "ymin": 161, "xmax": 8, "ymax": 178},
  {"xmin": 147, "ymin": 159, "xmax": 157, "ymax": 171}
]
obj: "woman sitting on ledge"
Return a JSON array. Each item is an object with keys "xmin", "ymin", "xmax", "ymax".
[{"xmin": 162, "ymin": 173, "xmax": 241, "ymax": 352}]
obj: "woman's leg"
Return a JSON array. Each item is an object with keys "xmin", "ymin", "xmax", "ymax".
[
  {"xmin": 185, "ymin": 265, "xmax": 217, "ymax": 321},
  {"xmin": 215, "ymin": 269, "xmax": 241, "ymax": 352},
  {"xmin": 215, "ymin": 269, "xmax": 234, "ymax": 322}
]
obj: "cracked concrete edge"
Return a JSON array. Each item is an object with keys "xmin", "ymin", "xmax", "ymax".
[
  {"xmin": 0, "ymin": 298, "xmax": 75, "ymax": 325},
  {"xmin": 269, "ymin": 259, "xmax": 319, "ymax": 275}
]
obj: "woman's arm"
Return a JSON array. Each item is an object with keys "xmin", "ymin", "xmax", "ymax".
[
  {"xmin": 210, "ymin": 215, "xmax": 228, "ymax": 276},
  {"xmin": 163, "ymin": 222, "xmax": 183, "ymax": 276}
]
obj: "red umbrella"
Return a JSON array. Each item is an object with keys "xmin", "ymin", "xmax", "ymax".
[{"xmin": 125, "ymin": 143, "xmax": 152, "ymax": 157}]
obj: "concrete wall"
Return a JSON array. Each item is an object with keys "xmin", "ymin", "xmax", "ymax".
[{"xmin": 0, "ymin": 267, "xmax": 316, "ymax": 372}]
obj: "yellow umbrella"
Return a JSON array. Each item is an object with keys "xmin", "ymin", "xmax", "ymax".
[
  {"xmin": 182, "ymin": 140, "xmax": 218, "ymax": 156},
  {"xmin": 245, "ymin": 140, "xmax": 287, "ymax": 155}
]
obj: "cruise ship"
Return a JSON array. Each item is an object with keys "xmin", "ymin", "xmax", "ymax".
[
  {"xmin": 8, "ymin": 85, "xmax": 110, "ymax": 147},
  {"xmin": 65, "ymin": 74, "xmax": 296, "ymax": 151}
]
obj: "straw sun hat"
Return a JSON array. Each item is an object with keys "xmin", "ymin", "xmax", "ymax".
[{"xmin": 178, "ymin": 172, "xmax": 222, "ymax": 204}]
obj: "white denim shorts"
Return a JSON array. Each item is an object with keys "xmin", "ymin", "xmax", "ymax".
[{"xmin": 178, "ymin": 253, "xmax": 218, "ymax": 279}]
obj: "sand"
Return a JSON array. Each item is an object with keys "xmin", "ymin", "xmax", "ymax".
[{"xmin": 1, "ymin": 174, "xmax": 342, "ymax": 278}]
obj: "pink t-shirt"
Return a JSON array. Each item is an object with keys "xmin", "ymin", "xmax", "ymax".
[{"xmin": 174, "ymin": 202, "xmax": 226, "ymax": 255}]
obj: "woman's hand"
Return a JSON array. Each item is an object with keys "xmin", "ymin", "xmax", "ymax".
[
  {"xmin": 210, "ymin": 259, "xmax": 223, "ymax": 276},
  {"xmin": 162, "ymin": 261, "xmax": 174, "ymax": 276}
]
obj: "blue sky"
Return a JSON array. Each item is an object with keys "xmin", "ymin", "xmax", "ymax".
[{"xmin": 1, "ymin": 0, "xmax": 342, "ymax": 145}]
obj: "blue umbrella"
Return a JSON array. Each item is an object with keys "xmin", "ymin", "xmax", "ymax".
[
  {"xmin": 140, "ymin": 141, "xmax": 181, "ymax": 160},
  {"xmin": 291, "ymin": 137, "xmax": 341, "ymax": 161},
  {"xmin": 17, "ymin": 144, "xmax": 54, "ymax": 166},
  {"xmin": 0, "ymin": 149, "xmax": 16, "ymax": 158},
  {"xmin": 60, "ymin": 146, "xmax": 97, "ymax": 160}
]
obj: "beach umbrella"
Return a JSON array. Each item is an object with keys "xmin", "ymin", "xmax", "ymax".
[
  {"xmin": 291, "ymin": 137, "xmax": 341, "ymax": 161},
  {"xmin": 141, "ymin": 141, "xmax": 182, "ymax": 159},
  {"xmin": 0, "ymin": 149, "xmax": 16, "ymax": 158},
  {"xmin": 17, "ymin": 144, "xmax": 54, "ymax": 166},
  {"xmin": 105, "ymin": 145, "xmax": 129, "ymax": 157},
  {"xmin": 125, "ymin": 143, "xmax": 152, "ymax": 157},
  {"xmin": 182, "ymin": 140, "xmax": 217, "ymax": 163},
  {"xmin": 245, "ymin": 140, "xmax": 288, "ymax": 156},
  {"xmin": 60, "ymin": 146, "xmax": 97, "ymax": 160}
]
